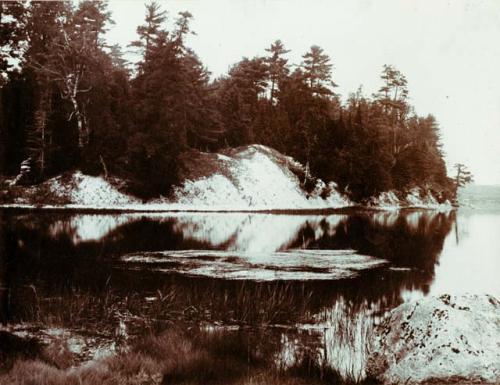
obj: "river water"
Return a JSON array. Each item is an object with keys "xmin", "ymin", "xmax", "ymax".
[{"xmin": 0, "ymin": 185, "xmax": 498, "ymax": 381}]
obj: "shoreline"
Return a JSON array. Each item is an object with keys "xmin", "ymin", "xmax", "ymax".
[{"xmin": 0, "ymin": 202, "xmax": 454, "ymax": 214}]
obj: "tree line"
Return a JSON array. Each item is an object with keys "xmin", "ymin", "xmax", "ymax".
[{"xmin": 1, "ymin": 1, "xmax": 457, "ymax": 201}]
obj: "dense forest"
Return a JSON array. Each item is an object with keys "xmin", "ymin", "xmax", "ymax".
[{"xmin": 1, "ymin": 1, "xmax": 455, "ymax": 201}]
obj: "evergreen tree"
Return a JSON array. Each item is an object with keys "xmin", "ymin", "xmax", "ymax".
[
  {"xmin": 128, "ymin": 6, "xmax": 222, "ymax": 197},
  {"xmin": 0, "ymin": 10, "xmax": 455, "ymax": 203},
  {"xmin": 216, "ymin": 57, "xmax": 268, "ymax": 146},
  {"xmin": 25, "ymin": 1, "xmax": 113, "ymax": 151},
  {"xmin": 453, "ymin": 163, "xmax": 473, "ymax": 195},
  {"xmin": 265, "ymin": 39, "xmax": 290, "ymax": 104},
  {"xmin": 376, "ymin": 64, "xmax": 409, "ymax": 156},
  {"xmin": 13, "ymin": 1, "xmax": 68, "ymax": 179},
  {"xmin": 301, "ymin": 45, "xmax": 336, "ymax": 96},
  {"xmin": 130, "ymin": 1, "xmax": 167, "ymax": 72}
]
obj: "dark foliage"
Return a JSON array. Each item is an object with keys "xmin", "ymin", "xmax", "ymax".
[{"xmin": 0, "ymin": 1, "xmax": 455, "ymax": 200}]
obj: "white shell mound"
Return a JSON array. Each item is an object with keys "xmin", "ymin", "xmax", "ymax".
[
  {"xmin": 3, "ymin": 145, "xmax": 452, "ymax": 211},
  {"xmin": 172, "ymin": 145, "xmax": 351, "ymax": 210}
]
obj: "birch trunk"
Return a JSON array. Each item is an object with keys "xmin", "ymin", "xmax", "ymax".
[
  {"xmin": 70, "ymin": 95, "xmax": 86, "ymax": 148},
  {"xmin": 33, "ymin": 86, "xmax": 51, "ymax": 176},
  {"xmin": 66, "ymin": 72, "xmax": 87, "ymax": 148}
]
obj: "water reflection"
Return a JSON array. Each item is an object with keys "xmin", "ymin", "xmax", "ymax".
[
  {"xmin": 15, "ymin": 210, "xmax": 453, "ymax": 260},
  {"xmin": 48, "ymin": 214, "xmax": 138, "ymax": 245},
  {"xmin": 0, "ymin": 208, "xmax": 466, "ymax": 382},
  {"xmin": 430, "ymin": 212, "xmax": 500, "ymax": 297},
  {"xmin": 173, "ymin": 213, "xmax": 326, "ymax": 252},
  {"xmin": 276, "ymin": 296, "xmax": 381, "ymax": 382},
  {"xmin": 0, "ymin": 209, "xmax": 456, "ymax": 315}
]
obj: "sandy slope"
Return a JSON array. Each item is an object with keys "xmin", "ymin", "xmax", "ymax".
[{"xmin": 1, "ymin": 145, "xmax": 450, "ymax": 211}]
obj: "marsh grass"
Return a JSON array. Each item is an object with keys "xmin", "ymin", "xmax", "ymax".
[
  {"xmin": 317, "ymin": 297, "xmax": 377, "ymax": 383},
  {"xmin": 179, "ymin": 281, "xmax": 315, "ymax": 325},
  {"xmin": 3, "ymin": 282, "xmax": 379, "ymax": 384},
  {"xmin": 11, "ymin": 281, "xmax": 316, "ymax": 335},
  {"xmin": 0, "ymin": 328, "xmax": 374, "ymax": 385}
]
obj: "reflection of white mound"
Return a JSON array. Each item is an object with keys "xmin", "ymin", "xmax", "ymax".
[
  {"xmin": 369, "ymin": 210, "xmax": 446, "ymax": 232},
  {"xmin": 45, "ymin": 212, "xmax": 349, "ymax": 249},
  {"xmin": 171, "ymin": 213, "xmax": 249, "ymax": 247},
  {"xmin": 403, "ymin": 211, "xmax": 423, "ymax": 230},
  {"xmin": 171, "ymin": 213, "xmax": 348, "ymax": 252},
  {"xmin": 402, "ymin": 210, "xmax": 441, "ymax": 232},
  {"xmin": 48, "ymin": 214, "xmax": 138, "ymax": 244},
  {"xmin": 325, "ymin": 215, "xmax": 348, "ymax": 236},
  {"xmin": 370, "ymin": 211, "xmax": 400, "ymax": 228},
  {"xmin": 228, "ymin": 215, "xmax": 312, "ymax": 252},
  {"xmin": 121, "ymin": 249, "xmax": 387, "ymax": 281}
]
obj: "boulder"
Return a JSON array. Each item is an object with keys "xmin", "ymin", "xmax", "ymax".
[
  {"xmin": 367, "ymin": 294, "xmax": 500, "ymax": 384},
  {"xmin": 10, "ymin": 157, "xmax": 35, "ymax": 186}
]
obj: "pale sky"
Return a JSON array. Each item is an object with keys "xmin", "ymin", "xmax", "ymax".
[{"xmin": 106, "ymin": 0, "xmax": 500, "ymax": 185}]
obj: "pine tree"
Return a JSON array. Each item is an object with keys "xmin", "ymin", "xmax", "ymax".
[
  {"xmin": 453, "ymin": 164, "xmax": 473, "ymax": 194},
  {"xmin": 265, "ymin": 40, "xmax": 290, "ymax": 104},
  {"xmin": 130, "ymin": 1, "xmax": 167, "ymax": 72},
  {"xmin": 19, "ymin": 1, "xmax": 67, "ymax": 178},
  {"xmin": 376, "ymin": 64, "xmax": 409, "ymax": 156},
  {"xmin": 216, "ymin": 57, "xmax": 268, "ymax": 145},
  {"xmin": 301, "ymin": 45, "xmax": 336, "ymax": 96}
]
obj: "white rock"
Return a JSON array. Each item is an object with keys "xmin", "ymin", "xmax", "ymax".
[
  {"xmin": 172, "ymin": 144, "xmax": 351, "ymax": 210},
  {"xmin": 367, "ymin": 294, "xmax": 500, "ymax": 384}
]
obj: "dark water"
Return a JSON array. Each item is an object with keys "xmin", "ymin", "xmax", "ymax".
[{"xmin": 0, "ymin": 186, "xmax": 499, "ymax": 381}]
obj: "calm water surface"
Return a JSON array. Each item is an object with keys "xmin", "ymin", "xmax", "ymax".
[{"xmin": 0, "ymin": 186, "xmax": 499, "ymax": 381}]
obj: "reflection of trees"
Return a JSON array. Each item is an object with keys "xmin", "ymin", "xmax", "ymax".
[
  {"xmin": 0, "ymin": 212, "xmax": 10, "ymax": 323},
  {"xmin": 2, "ymin": 210, "xmax": 455, "ymax": 328},
  {"xmin": 304, "ymin": 210, "xmax": 455, "ymax": 290},
  {"xmin": 0, "ymin": 209, "xmax": 457, "ymax": 384}
]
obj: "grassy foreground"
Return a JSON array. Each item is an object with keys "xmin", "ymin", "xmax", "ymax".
[{"xmin": 0, "ymin": 327, "xmax": 372, "ymax": 385}]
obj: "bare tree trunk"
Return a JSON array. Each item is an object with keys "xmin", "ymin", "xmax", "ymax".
[
  {"xmin": 454, "ymin": 165, "xmax": 462, "ymax": 199},
  {"xmin": 27, "ymin": 85, "xmax": 52, "ymax": 180},
  {"xmin": 68, "ymin": 94, "xmax": 86, "ymax": 148},
  {"xmin": 393, "ymin": 125, "xmax": 397, "ymax": 156},
  {"xmin": 65, "ymin": 72, "xmax": 88, "ymax": 148},
  {"xmin": 34, "ymin": 103, "xmax": 47, "ymax": 175},
  {"xmin": 99, "ymin": 155, "xmax": 109, "ymax": 179},
  {"xmin": 270, "ymin": 78, "xmax": 275, "ymax": 104}
]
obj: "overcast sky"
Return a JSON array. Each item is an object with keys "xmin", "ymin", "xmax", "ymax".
[{"xmin": 106, "ymin": 0, "xmax": 500, "ymax": 185}]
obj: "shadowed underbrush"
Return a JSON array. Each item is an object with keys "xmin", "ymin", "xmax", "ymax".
[{"xmin": 0, "ymin": 328, "xmax": 376, "ymax": 385}]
